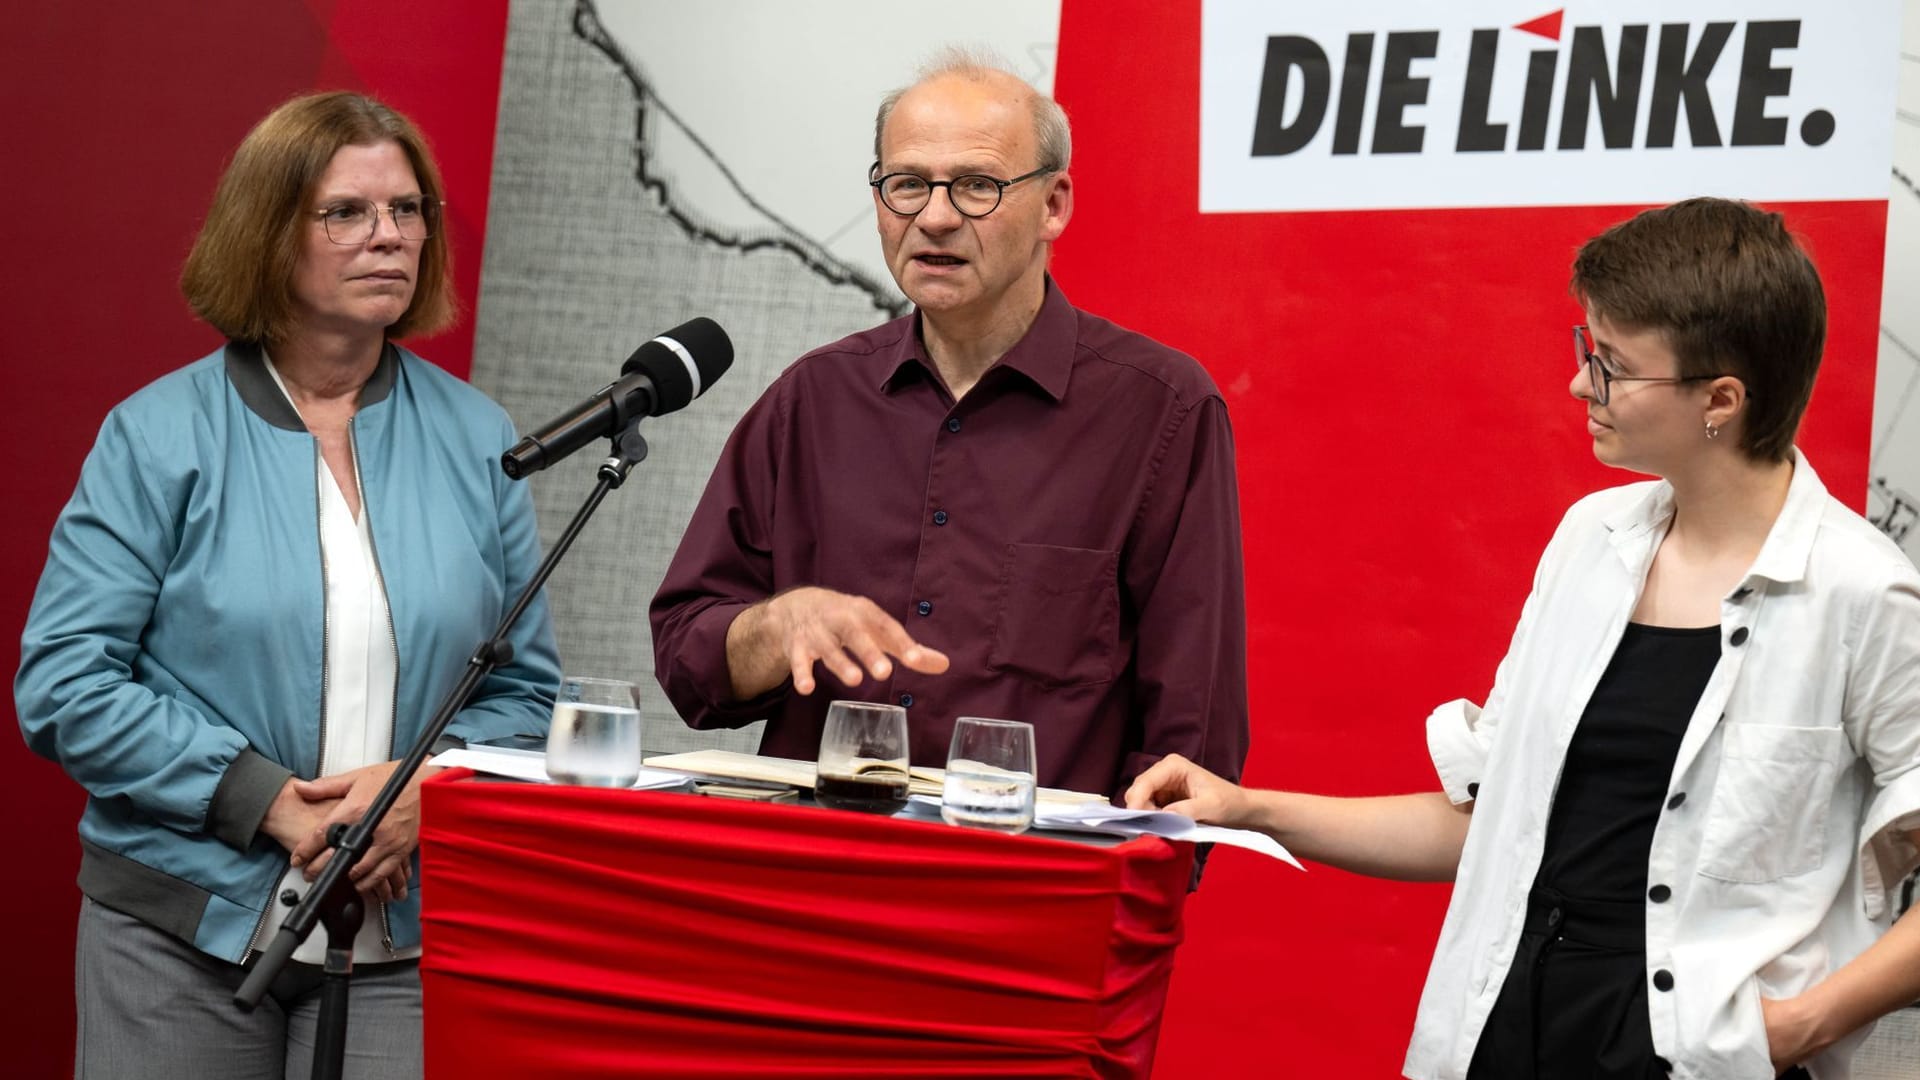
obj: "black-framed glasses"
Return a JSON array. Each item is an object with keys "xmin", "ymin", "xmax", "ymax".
[
  {"xmin": 1573, "ymin": 324, "xmax": 1731, "ymax": 406},
  {"xmin": 868, "ymin": 164, "xmax": 1055, "ymax": 218},
  {"xmin": 310, "ymin": 195, "xmax": 440, "ymax": 245}
]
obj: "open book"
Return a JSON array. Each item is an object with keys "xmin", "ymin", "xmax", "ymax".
[{"xmin": 643, "ymin": 749, "xmax": 1109, "ymax": 807}]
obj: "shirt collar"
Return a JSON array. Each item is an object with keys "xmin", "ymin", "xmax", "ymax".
[
  {"xmin": 1744, "ymin": 446, "xmax": 1826, "ymax": 585},
  {"xmin": 225, "ymin": 339, "xmax": 398, "ymax": 432},
  {"xmin": 1601, "ymin": 446, "xmax": 1827, "ymax": 586},
  {"xmin": 878, "ymin": 277, "xmax": 1077, "ymax": 402}
]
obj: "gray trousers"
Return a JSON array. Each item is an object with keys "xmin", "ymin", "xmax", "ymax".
[{"xmin": 75, "ymin": 897, "xmax": 424, "ymax": 1080}]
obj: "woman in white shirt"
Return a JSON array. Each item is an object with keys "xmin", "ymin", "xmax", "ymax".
[{"xmin": 1128, "ymin": 198, "xmax": 1920, "ymax": 1080}]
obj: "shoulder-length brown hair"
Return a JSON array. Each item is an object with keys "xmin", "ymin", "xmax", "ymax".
[{"xmin": 180, "ymin": 91, "xmax": 456, "ymax": 344}]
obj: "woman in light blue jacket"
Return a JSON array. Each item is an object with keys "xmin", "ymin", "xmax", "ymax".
[{"xmin": 15, "ymin": 92, "xmax": 560, "ymax": 1080}]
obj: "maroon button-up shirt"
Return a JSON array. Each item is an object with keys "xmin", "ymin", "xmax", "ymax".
[{"xmin": 650, "ymin": 282, "xmax": 1248, "ymax": 797}]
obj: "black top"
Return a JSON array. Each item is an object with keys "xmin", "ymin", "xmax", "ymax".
[{"xmin": 1535, "ymin": 622, "xmax": 1721, "ymax": 904}]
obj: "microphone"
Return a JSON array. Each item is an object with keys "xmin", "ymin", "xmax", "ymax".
[{"xmin": 501, "ymin": 318, "xmax": 733, "ymax": 479}]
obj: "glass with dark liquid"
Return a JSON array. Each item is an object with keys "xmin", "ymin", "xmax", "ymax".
[{"xmin": 814, "ymin": 701, "xmax": 911, "ymax": 814}]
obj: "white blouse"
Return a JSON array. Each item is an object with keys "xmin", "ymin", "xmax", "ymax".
[{"xmin": 256, "ymin": 354, "xmax": 418, "ymax": 965}]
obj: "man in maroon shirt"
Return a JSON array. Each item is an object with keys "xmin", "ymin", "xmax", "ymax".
[{"xmin": 649, "ymin": 52, "xmax": 1248, "ymax": 798}]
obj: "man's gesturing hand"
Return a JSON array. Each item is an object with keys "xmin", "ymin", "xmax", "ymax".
[{"xmin": 727, "ymin": 586, "xmax": 950, "ymax": 699}]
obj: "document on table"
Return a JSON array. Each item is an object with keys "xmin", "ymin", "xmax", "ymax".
[
  {"xmin": 643, "ymin": 749, "xmax": 1109, "ymax": 807},
  {"xmin": 1034, "ymin": 802, "xmax": 1303, "ymax": 869},
  {"xmin": 897, "ymin": 795, "xmax": 1302, "ymax": 868},
  {"xmin": 430, "ymin": 745, "xmax": 691, "ymax": 791}
]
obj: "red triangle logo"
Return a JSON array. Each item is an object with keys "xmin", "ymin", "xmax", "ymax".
[{"xmin": 1513, "ymin": 9, "xmax": 1564, "ymax": 40}]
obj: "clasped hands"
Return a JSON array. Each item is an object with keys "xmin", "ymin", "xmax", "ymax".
[{"xmin": 260, "ymin": 760, "xmax": 438, "ymax": 905}]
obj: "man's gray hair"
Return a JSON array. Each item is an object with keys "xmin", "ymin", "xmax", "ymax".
[{"xmin": 872, "ymin": 46, "xmax": 1072, "ymax": 172}]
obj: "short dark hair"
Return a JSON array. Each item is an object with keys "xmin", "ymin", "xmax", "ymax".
[
  {"xmin": 181, "ymin": 91, "xmax": 455, "ymax": 345},
  {"xmin": 1570, "ymin": 197, "xmax": 1825, "ymax": 462}
]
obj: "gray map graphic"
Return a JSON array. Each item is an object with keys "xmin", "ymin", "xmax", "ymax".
[
  {"xmin": 472, "ymin": 1, "xmax": 892, "ymax": 756},
  {"xmin": 1870, "ymin": 21, "xmax": 1920, "ymax": 565}
]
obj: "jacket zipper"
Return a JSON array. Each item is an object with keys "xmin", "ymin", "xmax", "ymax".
[
  {"xmin": 243, "ymin": 437, "xmax": 332, "ymax": 961},
  {"xmin": 316, "ymin": 434, "xmax": 334, "ymax": 785},
  {"xmin": 349, "ymin": 420, "xmax": 402, "ymax": 952}
]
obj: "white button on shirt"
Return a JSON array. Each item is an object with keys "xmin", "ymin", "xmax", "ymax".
[{"xmin": 1404, "ymin": 451, "xmax": 1920, "ymax": 1080}]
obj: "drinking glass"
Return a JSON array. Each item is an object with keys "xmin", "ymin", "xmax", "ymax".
[
  {"xmin": 941, "ymin": 717, "xmax": 1036, "ymax": 833},
  {"xmin": 544, "ymin": 676, "xmax": 643, "ymax": 787},
  {"xmin": 813, "ymin": 701, "xmax": 911, "ymax": 814}
]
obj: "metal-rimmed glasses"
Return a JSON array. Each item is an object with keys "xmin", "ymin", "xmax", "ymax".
[
  {"xmin": 310, "ymin": 195, "xmax": 441, "ymax": 245},
  {"xmin": 1574, "ymin": 324, "xmax": 1730, "ymax": 406},
  {"xmin": 868, "ymin": 164, "xmax": 1056, "ymax": 218}
]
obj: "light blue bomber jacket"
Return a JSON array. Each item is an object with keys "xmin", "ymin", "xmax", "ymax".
[{"xmin": 15, "ymin": 342, "xmax": 560, "ymax": 962}]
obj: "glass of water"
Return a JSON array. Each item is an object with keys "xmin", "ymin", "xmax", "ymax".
[
  {"xmin": 941, "ymin": 717, "xmax": 1036, "ymax": 833},
  {"xmin": 544, "ymin": 676, "xmax": 642, "ymax": 787}
]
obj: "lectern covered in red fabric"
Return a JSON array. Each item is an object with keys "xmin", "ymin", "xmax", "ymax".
[{"xmin": 418, "ymin": 772, "xmax": 1194, "ymax": 1078}]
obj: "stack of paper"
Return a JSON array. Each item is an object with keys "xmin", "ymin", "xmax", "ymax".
[
  {"xmin": 434, "ymin": 745, "xmax": 1299, "ymax": 867},
  {"xmin": 429, "ymin": 745, "xmax": 689, "ymax": 791},
  {"xmin": 1033, "ymin": 801, "xmax": 1302, "ymax": 868},
  {"xmin": 643, "ymin": 749, "xmax": 1108, "ymax": 807}
]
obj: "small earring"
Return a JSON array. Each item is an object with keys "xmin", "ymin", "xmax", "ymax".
[{"xmin": 1705, "ymin": 421, "xmax": 1721, "ymax": 441}]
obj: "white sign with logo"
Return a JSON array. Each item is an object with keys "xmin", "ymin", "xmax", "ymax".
[{"xmin": 1200, "ymin": 0, "xmax": 1901, "ymax": 211}]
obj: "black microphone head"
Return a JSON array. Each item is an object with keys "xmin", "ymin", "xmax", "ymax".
[{"xmin": 619, "ymin": 317, "xmax": 733, "ymax": 416}]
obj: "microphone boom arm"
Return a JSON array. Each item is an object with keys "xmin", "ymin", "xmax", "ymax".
[{"xmin": 235, "ymin": 409, "xmax": 655, "ymax": 1080}]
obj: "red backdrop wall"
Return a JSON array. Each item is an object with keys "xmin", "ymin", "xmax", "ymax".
[
  {"xmin": 1051, "ymin": 3, "xmax": 1882, "ymax": 1077},
  {"xmin": 3, "ymin": 3, "xmax": 1885, "ymax": 1078}
]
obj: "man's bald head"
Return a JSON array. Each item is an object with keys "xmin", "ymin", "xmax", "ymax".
[{"xmin": 873, "ymin": 48, "xmax": 1072, "ymax": 173}]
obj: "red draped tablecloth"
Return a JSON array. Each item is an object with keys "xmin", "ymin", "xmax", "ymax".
[{"xmin": 419, "ymin": 771, "xmax": 1193, "ymax": 1079}]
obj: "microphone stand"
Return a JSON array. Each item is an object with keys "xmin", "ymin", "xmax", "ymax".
[{"xmin": 234, "ymin": 420, "xmax": 653, "ymax": 1080}]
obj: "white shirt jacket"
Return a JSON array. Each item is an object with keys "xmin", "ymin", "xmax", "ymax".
[{"xmin": 1404, "ymin": 451, "xmax": 1920, "ymax": 1080}]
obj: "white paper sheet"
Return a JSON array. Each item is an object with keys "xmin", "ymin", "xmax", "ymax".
[
  {"xmin": 439, "ymin": 745, "xmax": 1300, "ymax": 867},
  {"xmin": 430, "ymin": 746, "xmax": 691, "ymax": 791},
  {"xmin": 903, "ymin": 795, "xmax": 1303, "ymax": 868},
  {"xmin": 1034, "ymin": 801, "xmax": 1303, "ymax": 869},
  {"xmin": 643, "ymin": 749, "xmax": 1107, "ymax": 805}
]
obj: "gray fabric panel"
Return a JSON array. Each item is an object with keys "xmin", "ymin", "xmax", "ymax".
[
  {"xmin": 1855, "ymin": 1007, "xmax": 1920, "ymax": 1080},
  {"xmin": 474, "ymin": 0, "xmax": 905, "ymax": 760}
]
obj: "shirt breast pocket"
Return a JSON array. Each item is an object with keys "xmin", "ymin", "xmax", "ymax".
[
  {"xmin": 986, "ymin": 542, "xmax": 1120, "ymax": 689},
  {"xmin": 1697, "ymin": 723, "xmax": 1846, "ymax": 884}
]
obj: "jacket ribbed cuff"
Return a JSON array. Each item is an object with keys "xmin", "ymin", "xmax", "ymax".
[{"xmin": 207, "ymin": 748, "xmax": 294, "ymax": 851}]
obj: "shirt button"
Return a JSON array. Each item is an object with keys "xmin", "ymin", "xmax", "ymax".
[
  {"xmin": 1648, "ymin": 884, "xmax": 1671, "ymax": 903},
  {"xmin": 1546, "ymin": 907, "xmax": 1563, "ymax": 930},
  {"xmin": 1652, "ymin": 969, "xmax": 1675, "ymax": 992},
  {"xmin": 946, "ymin": 417, "xmax": 962, "ymax": 433},
  {"xmin": 1729, "ymin": 626, "xmax": 1750, "ymax": 646},
  {"xmin": 916, "ymin": 600, "xmax": 932, "ymax": 616},
  {"xmin": 899, "ymin": 693, "xmax": 914, "ymax": 708},
  {"xmin": 932, "ymin": 510, "xmax": 948, "ymax": 525},
  {"xmin": 1467, "ymin": 782, "xmax": 1480, "ymax": 798},
  {"xmin": 1666, "ymin": 791, "xmax": 1687, "ymax": 810}
]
